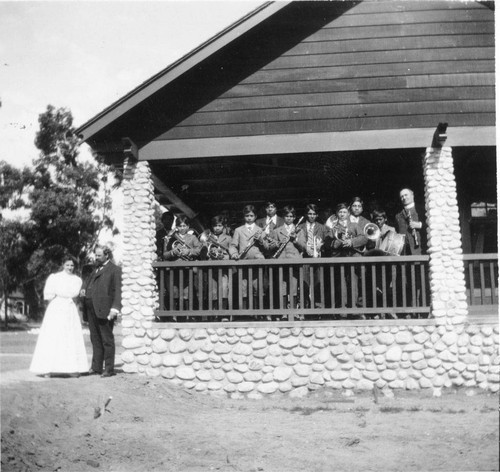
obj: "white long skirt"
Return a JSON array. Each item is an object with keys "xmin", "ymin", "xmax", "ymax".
[{"xmin": 30, "ymin": 297, "xmax": 89, "ymax": 374}]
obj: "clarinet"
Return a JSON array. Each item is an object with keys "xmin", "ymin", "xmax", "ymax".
[{"xmin": 405, "ymin": 209, "xmax": 420, "ymax": 248}]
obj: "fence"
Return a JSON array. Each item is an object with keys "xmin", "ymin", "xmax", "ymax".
[
  {"xmin": 464, "ymin": 254, "xmax": 498, "ymax": 316},
  {"xmin": 154, "ymin": 255, "xmax": 431, "ymax": 321}
]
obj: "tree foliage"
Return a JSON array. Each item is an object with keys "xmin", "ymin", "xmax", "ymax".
[{"xmin": 0, "ymin": 105, "xmax": 109, "ymax": 318}]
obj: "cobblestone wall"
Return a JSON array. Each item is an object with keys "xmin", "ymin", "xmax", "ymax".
[
  {"xmin": 423, "ymin": 146, "xmax": 468, "ymax": 327},
  {"xmin": 120, "ymin": 323, "xmax": 499, "ymax": 398},
  {"xmin": 120, "ymin": 158, "xmax": 158, "ymax": 373}
]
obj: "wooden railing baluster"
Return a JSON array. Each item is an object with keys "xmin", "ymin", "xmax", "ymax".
[{"xmin": 152, "ymin": 255, "xmax": 496, "ymax": 321}]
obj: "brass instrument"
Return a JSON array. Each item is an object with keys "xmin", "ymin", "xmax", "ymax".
[
  {"xmin": 237, "ymin": 222, "xmax": 270, "ymax": 260},
  {"xmin": 364, "ymin": 223, "xmax": 381, "ymax": 241},
  {"xmin": 363, "ymin": 223, "xmax": 404, "ymax": 256},
  {"xmin": 333, "ymin": 223, "xmax": 364, "ymax": 255},
  {"xmin": 170, "ymin": 230, "xmax": 194, "ymax": 261},
  {"xmin": 312, "ymin": 236, "xmax": 323, "ymax": 258},
  {"xmin": 405, "ymin": 209, "xmax": 420, "ymax": 248},
  {"xmin": 200, "ymin": 232, "xmax": 230, "ymax": 260},
  {"xmin": 272, "ymin": 216, "xmax": 304, "ymax": 259}
]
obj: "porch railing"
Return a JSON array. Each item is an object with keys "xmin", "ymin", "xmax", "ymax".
[
  {"xmin": 153, "ymin": 255, "xmax": 431, "ymax": 321},
  {"xmin": 463, "ymin": 254, "xmax": 498, "ymax": 315}
]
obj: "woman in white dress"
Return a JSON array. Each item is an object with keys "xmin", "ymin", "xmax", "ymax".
[{"xmin": 30, "ymin": 257, "xmax": 89, "ymax": 377}]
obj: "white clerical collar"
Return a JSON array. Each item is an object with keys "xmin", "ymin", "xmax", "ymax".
[{"xmin": 404, "ymin": 203, "xmax": 415, "ymax": 210}]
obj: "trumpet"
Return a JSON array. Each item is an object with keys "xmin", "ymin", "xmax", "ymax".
[
  {"xmin": 405, "ymin": 209, "xmax": 420, "ymax": 248},
  {"xmin": 200, "ymin": 232, "xmax": 230, "ymax": 260},
  {"xmin": 272, "ymin": 216, "xmax": 304, "ymax": 259}
]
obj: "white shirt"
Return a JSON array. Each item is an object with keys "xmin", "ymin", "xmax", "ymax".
[
  {"xmin": 350, "ymin": 215, "xmax": 359, "ymax": 224},
  {"xmin": 245, "ymin": 224, "xmax": 255, "ymax": 231}
]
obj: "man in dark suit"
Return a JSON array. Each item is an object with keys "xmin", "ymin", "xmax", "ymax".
[
  {"xmin": 395, "ymin": 188, "xmax": 426, "ymax": 255},
  {"xmin": 82, "ymin": 246, "xmax": 122, "ymax": 377},
  {"xmin": 395, "ymin": 188, "xmax": 427, "ymax": 317}
]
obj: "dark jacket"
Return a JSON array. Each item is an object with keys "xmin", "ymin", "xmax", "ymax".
[
  {"xmin": 395, "ymin": 205, "xmax": 426, "ymax": 255},
  {"xmin": 82, "ymin": 262, "xmax": 122, "ymax": 320}
]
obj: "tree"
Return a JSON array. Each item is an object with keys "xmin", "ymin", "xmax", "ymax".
[
  {"xmin": 0, "ymin": 105, "xmax": 110, "ymax": 319},
  {"xmin": 0, "ymin": 220, "xmax": 30, "ymax": 328}
]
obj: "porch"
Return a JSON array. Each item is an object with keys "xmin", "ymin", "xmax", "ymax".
[{"xmin": 153, "ymin": 253, "xmax": 497, "ymax": 322}]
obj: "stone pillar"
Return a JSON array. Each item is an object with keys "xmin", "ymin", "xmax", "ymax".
[
  {"xmin": 423, "ymin": 146, "xmax": 468, "ymax": 328},
  {"xmin": 120, "ymin": 157, "xmax": 158, "ymax": 374}
]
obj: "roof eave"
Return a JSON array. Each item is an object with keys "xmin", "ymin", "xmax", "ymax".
[{"xmin": 76, "ymin": 1, "xmax": 290, "ymax": 142}]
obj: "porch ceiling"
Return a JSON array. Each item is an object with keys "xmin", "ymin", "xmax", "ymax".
[{"xmin": 150, "ymin": 145, "xmax": 497, "ymax": 231}]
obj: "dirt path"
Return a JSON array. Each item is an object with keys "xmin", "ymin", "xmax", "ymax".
[{"xmin": 1, "ymin": 371, "xmax": 498, "ymax": 472}]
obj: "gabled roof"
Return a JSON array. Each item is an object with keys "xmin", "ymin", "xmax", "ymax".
[{"xmin": 76, "ymin": 1, "xmax": 289, "ymax": 142}]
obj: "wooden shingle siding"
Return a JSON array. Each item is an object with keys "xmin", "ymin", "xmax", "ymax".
[{"xmin": 156, "ymin": 1, "xmax": 494, "ymax": 142}]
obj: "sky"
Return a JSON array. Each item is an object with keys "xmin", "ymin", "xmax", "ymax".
[{"xmin": 0, "ymin": 0, "xmax": 262, "ymax": 168}]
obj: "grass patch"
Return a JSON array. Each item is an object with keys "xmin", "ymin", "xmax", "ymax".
[
  {"xmin": 379, "ymin": 406, "xmax": 405, "ymax": 413},
  {"xmin": 408, "ymin": 406, "xmax": 423, "ymax": 412},
  {"xmin": 445, "ymin": 408, "xmax": 466, "ymax": 414},
  {"xmin": 289, "ymin": 406, "xmax": 331, "ymax": 416}
]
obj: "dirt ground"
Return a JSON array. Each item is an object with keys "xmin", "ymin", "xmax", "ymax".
[{"xmin": 1, "ymin": 328, "xmax": 499, "ymax": 472}]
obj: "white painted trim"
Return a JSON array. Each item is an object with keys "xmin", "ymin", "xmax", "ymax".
[{"xmin": 140, "ymin": 127, "xmax": 496, "ymax": 160}]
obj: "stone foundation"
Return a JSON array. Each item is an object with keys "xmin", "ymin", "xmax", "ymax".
[{"xmin": 120, "ymin": 321, "xmax": 499, "ymax": 398}]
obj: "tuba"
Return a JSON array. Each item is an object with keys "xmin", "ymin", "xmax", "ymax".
[{"xmin": 364, "ymin": 223, "xmax": 381, "ymax": 241}]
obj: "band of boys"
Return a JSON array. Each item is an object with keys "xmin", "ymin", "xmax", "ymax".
[{"xmin": 156, "ymin": 189, "xmax": 426, "ymax": 317}]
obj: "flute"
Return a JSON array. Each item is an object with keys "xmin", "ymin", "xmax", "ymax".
[{"xmin": 405, "ymin": 210, "xmax": 420, "ymax": 248}]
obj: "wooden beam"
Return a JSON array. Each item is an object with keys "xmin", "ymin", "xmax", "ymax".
[
  {"xmin": 140, "ymin": 126, "xmax": 496, "ymax": 160},
  {"xmin": 151, "ymin": 173, "xmax": 198, "ymax": 221}
]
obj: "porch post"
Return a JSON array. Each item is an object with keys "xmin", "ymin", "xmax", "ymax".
[
  {"xmin": 423, "ymin": 146, "xmax": 468, "ymax": 328},
  {"xmin": 120, "ymin": 155, "xmax": 158, "ymax": 374}
]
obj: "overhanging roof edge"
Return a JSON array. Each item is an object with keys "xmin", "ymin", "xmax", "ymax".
[{"xmin": 75, "ymin": 1, "xmax": 290, "ymax": 141}]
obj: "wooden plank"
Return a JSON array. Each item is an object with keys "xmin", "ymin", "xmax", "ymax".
[
  {"xmin": 201, "ymin": 86, "xmax": 495, "ymax": 113},
  {"xmin": 193, "ymin": 97, "xmax": 495, "ymax": 124},
  {"xmin": 343, "ymin": 1, "xmax": 490, "ymax": 15},
  {"xmin": 321, "ymin": 8, "xmax": 491, "ymax": 29},
  {"xmin": 489, "ymin": 262, "xmax": 497, "ymax": 304},
  {"xmin": 303, "ymin": 21, "xmax": 494, "ymax": 42},
  {"xmin": 208, "ymin": 268, "xmax": 213, "ymax": 311},
  {"xmin": 218, "ymin": 73, "xmax": 495, "ymax": 99},
  {"xmin": 237, "ymin": 60, "xmax": 494, "ymax": 85},
  {"xmin": 468, "ymin": 262, "xmax": 475, "ymax": 305},
  {"xmin": 162, "ymin": 113, "xmax": 495, "ymax": 140},
  {"xmin": 280, "ymin": 35, "xmax": 494, "ymax": 57},
  {"xmin": 159, "ymin": 268, "xmax": 165, "ymax": 311},
  {"xmin": 480, "ymin": 262, "xmax": 486, "ymax": 305}
]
